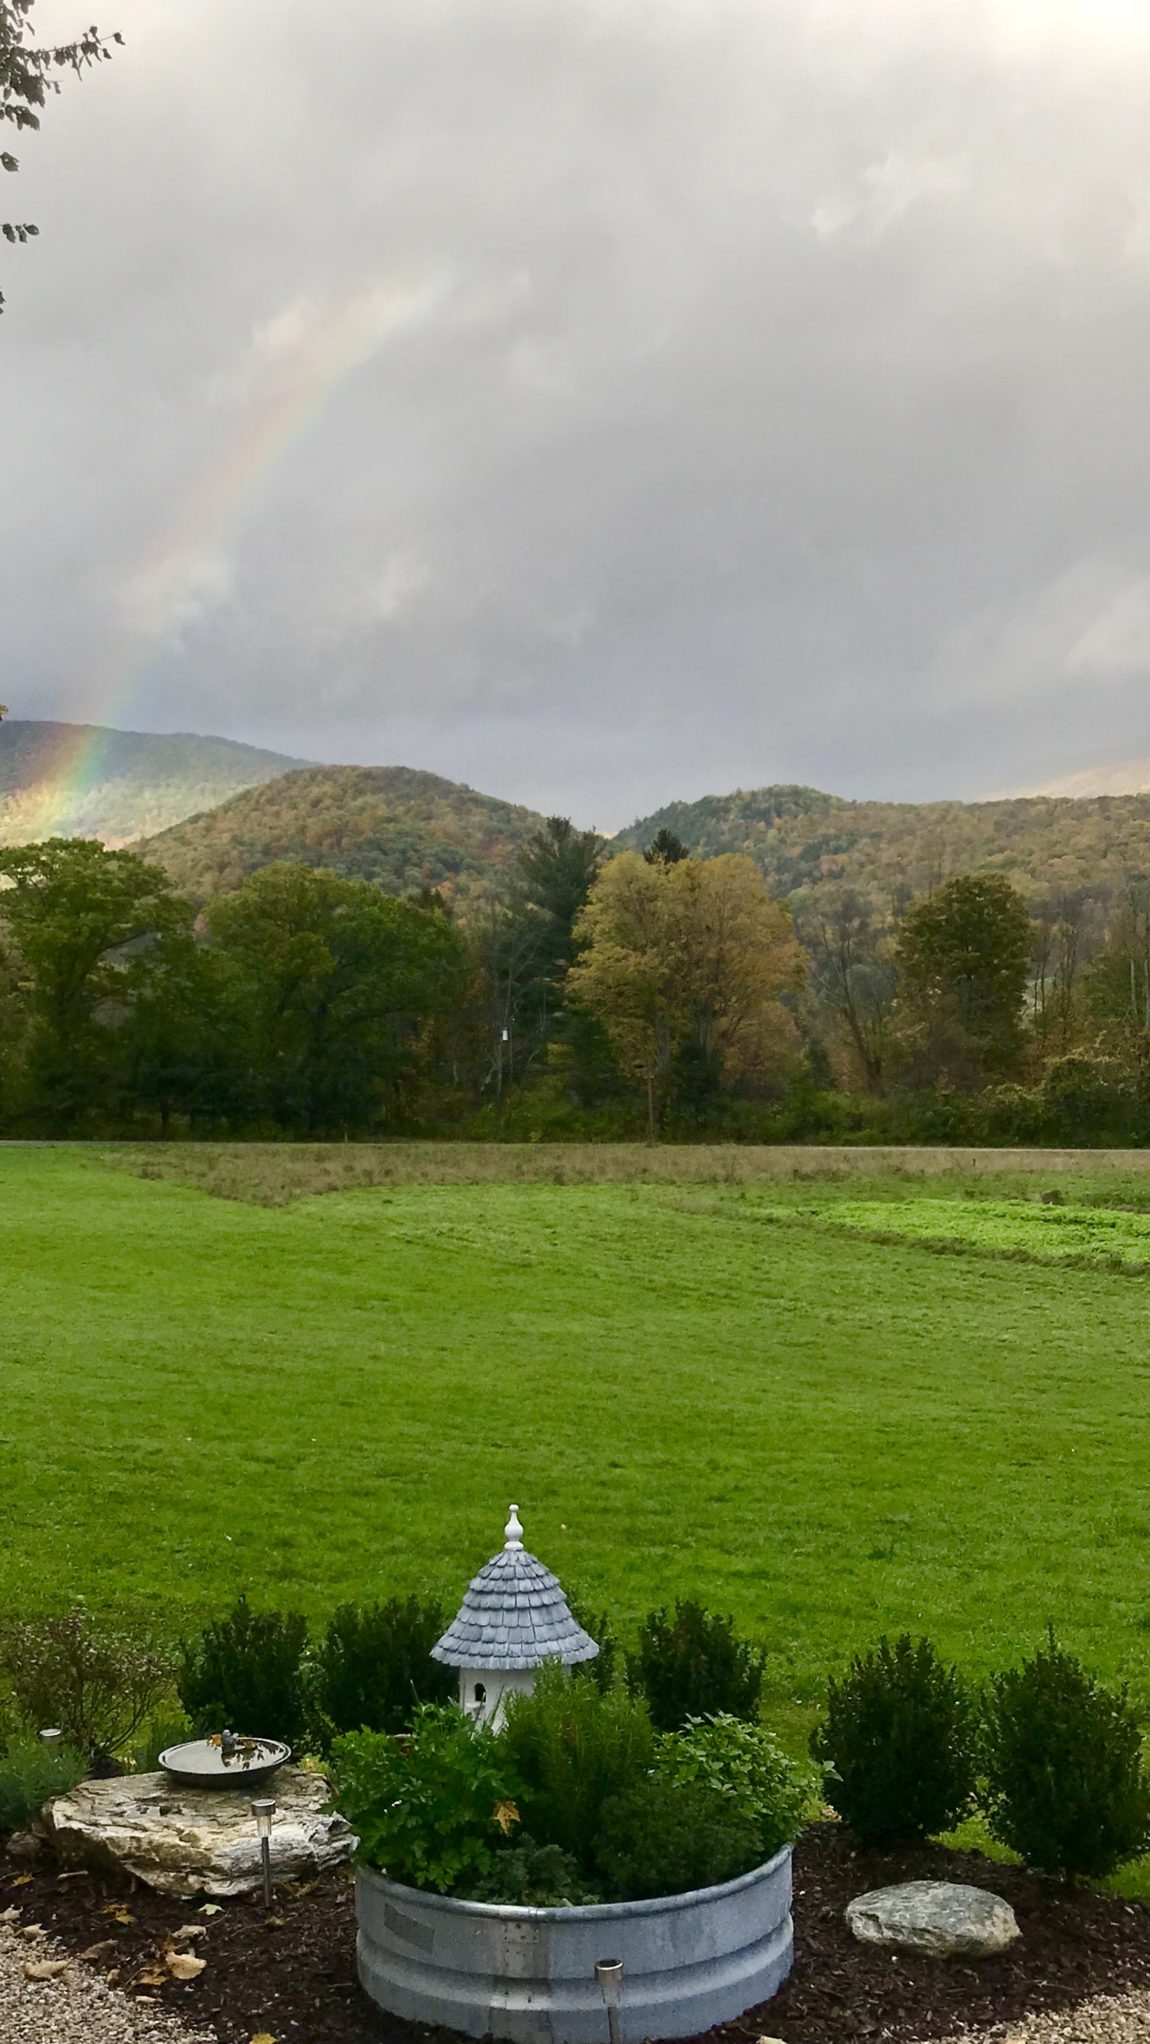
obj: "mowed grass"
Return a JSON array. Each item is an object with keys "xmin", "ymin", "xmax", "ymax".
[{"xmin": 4, "ymin": 1147, "xmax": 1150, "ymax": 1729}]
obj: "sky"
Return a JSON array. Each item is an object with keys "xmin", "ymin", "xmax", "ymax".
[{"xmin": 4, "ymin": 0, "xmax": 1150, "ymax": 829}]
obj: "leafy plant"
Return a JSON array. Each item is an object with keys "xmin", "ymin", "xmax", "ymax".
[
  {"xmin": 468, "ymin": 1838, "xmax": 601, "ymax": 1906},
  {"xmin": 0, "ymin": 1732, "xmax": 87, "ymax": 1835},
  {"xmin": 627, "ymin": 1599, "xmax": 765, "ymax": 1732},
  {"xmin": 500, "ymin": 1662, "xmax": 652, "ymax": 1872},
  {"xmin": 983, "ymin": 1630, "xmax": 1150, "ymax": 1880},
  {"xmin": 595, "ymin": 1778, "xmax": 762, "ymax": 1901},
  {"xmin": 811, "ymin": 1634, "xmax": 977, "ymax": 1849},
  {"xmin": 178, "ymin": 1595, "xmax": 310, "ymax": 1750},
  {"xmin": 313, "ymin": 1597, "xmax": 454, "ymax": 1740},
  {"xmin": 328, "ymin": 1704, "xmax": 519, "ymax": 1895},
  {"xmin": 657, "ymin": 1713, "xmax": 813, "ymax": 1861},
  {"xmin": 0, "ymin": 1601, "xmax": 173, "ymax": 1767}
]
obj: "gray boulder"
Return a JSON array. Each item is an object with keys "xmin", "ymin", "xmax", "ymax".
[
  {"xmin": 846, "ymin": 1880, "xmax": 1020, "ymax": 1958},
  {"xmin": 43, "ymin": 1766, "xmax": 355, "ymax": 1898}
]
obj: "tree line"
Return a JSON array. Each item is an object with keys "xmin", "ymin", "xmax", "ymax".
[{"xmin": 2, "ymin": 825, "xmax": 1150, "ymax": 1142}]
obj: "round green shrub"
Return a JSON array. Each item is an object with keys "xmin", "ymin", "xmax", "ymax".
[
  {"xmin": 178, "ymin": 1594, "xmax": 310, "ymax": 1750},
  {"xmin": 811, "ymin": 1633, "xmax": 977, "ymax": 1849},
  {"xmin": 627, "ymin": 1599, "xmax": 765, "ymax": 1733},
  {"xmin": 983, "ymin": 1630, "xmax": 1150, "ymax": 1880},
  {"xmin": 314, "ymin": 1597, "xmax": 454, "ymax": 1740}
]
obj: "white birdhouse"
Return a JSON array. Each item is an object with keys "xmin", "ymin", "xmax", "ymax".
[{"xmin": 431, "ymin": 1505, "xmax": 599, "ymax": 1728}]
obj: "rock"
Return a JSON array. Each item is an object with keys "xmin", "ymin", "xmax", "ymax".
[
  {"xmin": 43, "ymin": 1767, "xmax": 355, "ymax": 1899},
  {"xmin": 845, "ymin": 1880, "xmax": 1020, "ymax": 1958}
]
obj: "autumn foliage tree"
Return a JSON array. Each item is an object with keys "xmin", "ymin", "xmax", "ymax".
[{"xmin": 566, "ymin": 851, "xmax": 803, "ymax": 1134}]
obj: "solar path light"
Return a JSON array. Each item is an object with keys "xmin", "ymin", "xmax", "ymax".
[
  {"xmin": 595, "ymin": 1958, "xmax": 625, "ymax": 2044},
  {"xmin": 251, "ymin": 1798, "xmax": 276, "ymax": 1909}
]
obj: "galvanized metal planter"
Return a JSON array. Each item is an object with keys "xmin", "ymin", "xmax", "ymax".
[{"xmin": 355, "ymin": 1846, "xmax": 793, "ymax": 2044}]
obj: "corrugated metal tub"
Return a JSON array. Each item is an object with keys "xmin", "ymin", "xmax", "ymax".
[{"xmin": 355, "ymin": 1846, "xmax": 793, "ymax": 2043}]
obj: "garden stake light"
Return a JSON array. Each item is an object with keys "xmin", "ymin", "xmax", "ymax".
[
  {"xmin": 595, "ymin": 1957, "xmax": 624, "ymax": 2044},
  {"xmin": 251, "ymin": 1798, "xmax": 276, "ymax": 1909},
  {"xmin": 37, "ymin": 1728, "xmax": 63, "ymax": 1747}
]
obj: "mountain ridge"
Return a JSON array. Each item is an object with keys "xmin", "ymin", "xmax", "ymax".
[
  {"xmin": 0, "ymin": 720, "xmax": 307, "ymax": 847},
  {"xmin": 138, "ymin": 763, "xmax": 547, "ymax": 904}
]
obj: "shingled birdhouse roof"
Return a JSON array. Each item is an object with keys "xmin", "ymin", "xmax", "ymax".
[{"xmin": 431, "ymin": 1506, "xmax": 599, "ymax": 1672}]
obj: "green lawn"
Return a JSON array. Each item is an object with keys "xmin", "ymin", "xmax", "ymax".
[{"xmin": 4, "ymin": 1146, "xmax": 1150, "ymax": 1733}]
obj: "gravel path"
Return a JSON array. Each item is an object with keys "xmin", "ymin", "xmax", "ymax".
[
  {"xmin": 0, "ymin": 1923, "xmax": 215, "ymax": 2044},
  {"xmin": 937, "ymin": 1993, "xmax": 1150, "ymax": 2044}
]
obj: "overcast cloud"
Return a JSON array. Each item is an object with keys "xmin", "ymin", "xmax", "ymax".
[{"xmin": 4, "ymin": 0, "xmax": 1150, "ymax": 827}]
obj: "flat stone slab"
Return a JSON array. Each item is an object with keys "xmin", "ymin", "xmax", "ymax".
[
  {"xmin": 44, "ymin": 1766, "xmax": 355, "ymax": 1898},
  {"xmin": 846, "ymin": 1880, "xmax": 1021, "ymax": 1958}
]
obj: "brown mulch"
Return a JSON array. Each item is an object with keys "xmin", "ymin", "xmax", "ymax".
[{"xmin": 3, "ymin": 1825, "xmax": 1150, "ymax": 2044}]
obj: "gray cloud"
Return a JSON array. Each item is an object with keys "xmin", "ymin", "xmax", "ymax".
[{"xmin": 5, "ymin": 0, "xmax": 1150, "ymax": 826}]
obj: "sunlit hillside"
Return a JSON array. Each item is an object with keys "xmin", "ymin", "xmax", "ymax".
[{"xmin": 0, "ymin": 721, "xmax": 305, "ymax": 847}]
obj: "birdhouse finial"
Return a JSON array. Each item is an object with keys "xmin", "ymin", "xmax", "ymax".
[{"xmin": 504, "ymin": 1503, "xmax": 523, "ymax": 1550}]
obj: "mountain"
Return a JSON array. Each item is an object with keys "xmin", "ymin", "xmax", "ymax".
[
  {"xmin": 139, "ymin": 765, "xmax": 547, "ymax": 904},
  {"xmin": 1008, "ymin": 757, "xmax": 1150, "ymax": 799},
  {"xmin": 616, "ymin": 784, "xmax": 1150, "ymax": 903},
  {"xmin": 0, "ymin": 721, "xmax": 306, "ymax": 847}
]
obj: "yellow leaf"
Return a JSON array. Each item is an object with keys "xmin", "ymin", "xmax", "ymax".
[
  {"xmin": 24, "ymin": 1959, "xmax": 70, "ymax": 1980},
  {"xmin": 136, "ymin": 1968, "xmax": 168, "ymax": 1989},
  {"xmin": 165, "ymin": 1949, "xmax": 207, "ymax": 1981},
  {"xmin": 250, "ymin": 2033, "xmax": 277, "ymax": 2043},
  {"xmin": 104, "ymin": 1905, "xmax": 135, "ymax": 1925},
  {"xmin": 492, "ymin": 1798, "xmax": 520, "ymax": 1836},
  {"xmin": 172, "ymin": 1924, "xmax": 206, "ymax": 1941}
]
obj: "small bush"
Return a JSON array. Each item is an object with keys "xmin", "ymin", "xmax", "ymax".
[
  {"xmin": 314, "ymin": 1598, "xmax": 454, "ymax": 1739},
  {"xmin": 811, "ymin": 1634, "xmax": 977, "ymax": 1849},
  {"xmin": 328, "ymin": 1705, "xmax": 519, "ymax": 1895},
  {"xmin": 595, "ymin": 1778, "xmax": 762, "ymax": 1901},
  {"xmin": 0, "ymin": 1602, "xmax": 173, "ymax": 1768},
  {"xmin": 983, "ymin": 1630, "xmax": 1150, "ymax": 1880},
  {"xmin": 565, "ymin": 1592, "xmax": 621, "ymax": 1694},
  {"xmin": 627, "ymin": 1600, "xmax": 764, "ymax": 1732},
  {"xmin": 178, "ymin": 1595, "xmax": 310, "ymax": 1750},
  {"xmin": 658, "ymin": 1713, "xmax": 813, "ymax": 1861},
  {"xmin": 131, "ymin": 1710, "xmax": 193, "ymax": 1773},
  {"xmin": 0, "ymin": 1733, "xmax": 87, "ymax": 1835},
  {"xmin": 500, "ymin": 1662, "xmax": 652, "ymax": 1873},
  {"xmin": 468, "ymin": 1838, "xmax": 601, "ymax": 1906}
]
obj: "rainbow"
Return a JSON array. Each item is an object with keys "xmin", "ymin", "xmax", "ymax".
[{"xmin": 13, "ymin": 273, "xmax": 445, "ymax": 841}]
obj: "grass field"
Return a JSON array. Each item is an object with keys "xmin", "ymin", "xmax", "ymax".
[{"xmin": 5, "ymin": 1144, "xmax": 1150, "ymax": 1745}]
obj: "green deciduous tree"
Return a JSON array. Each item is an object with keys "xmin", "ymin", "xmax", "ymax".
[
  {"xmin": 0, "ymin": 837, "xmax": 194, "ymax": 1128},
  {"xmin": 2, "ymin": 2, "xmax": 121, "ymax": 309},
  {"xmin": 894, "ymin": 872, "xmax": 1033, "ymax": 1088},
  {"xmin": 208, "ymin": 863, "xmax": 464, "ymax": 1134}
]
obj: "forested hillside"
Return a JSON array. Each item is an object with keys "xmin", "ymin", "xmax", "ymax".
[
  {"xmin": 0, "ymin": 722, "xmax": 304, "ymax": 847},
  {"xmin": 140, "ymin": 765, "xmax": 546, "ymax": 904},
  {"xmin": 616, "ymin": 785, "xmax": 1150, "ymax": 908}
]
